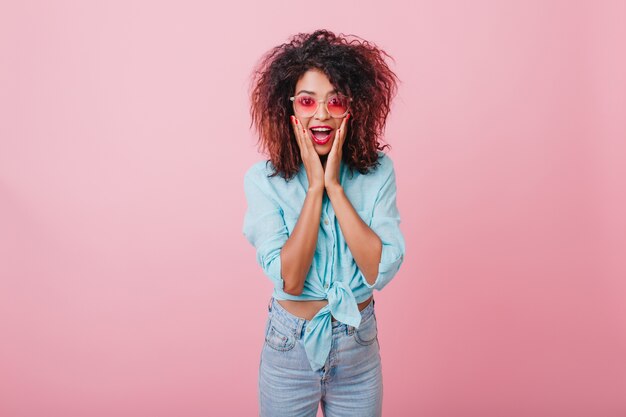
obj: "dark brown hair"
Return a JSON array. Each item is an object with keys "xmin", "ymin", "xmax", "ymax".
[{"xmin": 249, "ymin": 29, "xmax": 399, "ymax": 180}]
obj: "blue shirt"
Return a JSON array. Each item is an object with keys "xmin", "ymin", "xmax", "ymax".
[{"xmin": 242, "ymin": 151, "xmax": 406, "ymax": 371}]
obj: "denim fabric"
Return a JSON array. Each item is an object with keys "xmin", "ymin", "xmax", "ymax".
[{"xmin": 259, "ymin": 297, "xmax": 383, "ymax": 417}]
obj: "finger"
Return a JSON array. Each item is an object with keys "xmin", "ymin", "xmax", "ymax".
[
  {"xmin": 296, "ymin": 117, "xmax": 316, "ymax": 158},
  {"xmin": 301, "ymin": 121, "xmax": 315, "ymax": 152},
  {"xmin": 333, "ymin": 114, "xmax": 348, "ymax": 154},
  {"xmin": 339, "ymin": 113, "xmax": 350, "ymax": 148},
  {"xmin": 331, "ymin": 125, "xmax": 341, "ymax": 154},
  {"xmin": 291, "ymin": 115, "xmax": 304, "ymax": 153}
]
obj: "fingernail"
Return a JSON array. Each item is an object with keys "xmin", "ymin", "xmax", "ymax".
[{"xmin": 295, "ymin": 118, "xmax": 298, "ymax": 125}]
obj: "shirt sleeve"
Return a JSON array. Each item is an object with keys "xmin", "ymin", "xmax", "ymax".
[
  {"xmin": 360, "ymin": 157, "xmax": 406, "ymax": 291},
  {"xmin": 242, "ymin": 167, "xmax": 288, "ymax": 291}
]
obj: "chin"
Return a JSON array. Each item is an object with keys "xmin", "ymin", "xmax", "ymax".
[{"xmin": 313, "ymin": 140, "xmax": 334, "ymax": 153}]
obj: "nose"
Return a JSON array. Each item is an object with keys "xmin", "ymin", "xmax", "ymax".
[{"xmin": 314, "ymin": 102, "xmax": 330, "ymax": 120}]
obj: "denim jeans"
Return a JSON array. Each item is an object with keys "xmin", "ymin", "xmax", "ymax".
[{"xmin": 259, "ymin": 296, "xmax": 383, "ymax": 417}]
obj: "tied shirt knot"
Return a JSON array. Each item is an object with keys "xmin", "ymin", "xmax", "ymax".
[{"xmin": 301, "ymin": 281, "xmax": 362, "ymax": 371}]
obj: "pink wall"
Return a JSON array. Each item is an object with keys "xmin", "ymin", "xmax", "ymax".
[{"xmin": 1, "ymin": 1, "xmax": 625, "ymax": 416}]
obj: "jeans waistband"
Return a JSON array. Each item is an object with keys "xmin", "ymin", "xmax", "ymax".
[{"xmin": 267, "ymin": 296, "xmax": 375, "ymax": 339}]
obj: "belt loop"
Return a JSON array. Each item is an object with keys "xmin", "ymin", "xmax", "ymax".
[{"xmin": 268, "ymin": 297, "xmax": 272, "ymax": 312}]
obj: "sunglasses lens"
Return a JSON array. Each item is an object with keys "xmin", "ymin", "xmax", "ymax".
[
  {"xmin": 294, "ymin": 95, "xmax": 317, "ymax": 116},
  {"xmin": 328, "ymin": 95, "xmax": 349, "ymax": 117}
]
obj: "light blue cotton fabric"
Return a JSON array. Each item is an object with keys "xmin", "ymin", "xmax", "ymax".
[{"xmin": 243, "ymin": 151, "xmax": 405, "ymax": 371}]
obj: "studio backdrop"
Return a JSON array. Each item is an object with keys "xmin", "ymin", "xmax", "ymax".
[{"xmin": 1, "ymin": 1, "xmax": 625, "ymax": 416}]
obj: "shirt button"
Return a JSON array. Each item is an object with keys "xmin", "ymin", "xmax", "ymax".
[
  {"xmin": 324, "ymin": 218, "xmax": 329, "ymax": 225},
  {"xmin": 306, "ymin": 328, "xmax": 311, "ymax": 332},
  {"xmin": 324, "ymin": 283, "xmax": 329, "ymax": 289}
]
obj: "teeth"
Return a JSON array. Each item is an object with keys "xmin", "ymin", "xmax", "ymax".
[{"xmin": 311, "ymin": 128, "xmax": 331, "ymax": 132}]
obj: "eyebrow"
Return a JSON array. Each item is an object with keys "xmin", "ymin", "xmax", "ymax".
[{"xmin": 295, "ymin": 89, "xmax": 338, "ymax": 96}]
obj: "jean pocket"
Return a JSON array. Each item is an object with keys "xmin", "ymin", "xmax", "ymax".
[
  {"xmin": 354, "ymin": 314, "xmax": 378, "ymax": 346},
  {"xmin": 265, "ymin": 319, "xmax": 296, "ymax": 352}
]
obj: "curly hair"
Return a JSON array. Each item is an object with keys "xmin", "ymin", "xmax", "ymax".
[{"xmin": 249, "ymin": 29, "xmax": 400, "ymax": 181}]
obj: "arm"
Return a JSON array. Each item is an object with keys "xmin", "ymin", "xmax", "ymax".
[
  {"xmin": 280, "ymin": 184, "xmax": 324, "ymax": 295},
  {"xmin": 280, "ymin": 115, "xmax": 327, "ymax": 295},
  {"xmin": 327, "ymin": 184, "xmax": 383, "ymax": 285},
  {"xmin": 328, "ymin": 158, "xmax": 405, "ymax": 290}
]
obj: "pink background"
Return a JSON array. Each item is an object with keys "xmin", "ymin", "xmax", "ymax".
[{"xmin": 1, "ymin": 1, "xmax": 625, "ymax": 416}]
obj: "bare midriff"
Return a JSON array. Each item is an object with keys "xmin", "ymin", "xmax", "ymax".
[{"xmin": 277, "ymin": 294, "xmax": 373, "ymax": 321}]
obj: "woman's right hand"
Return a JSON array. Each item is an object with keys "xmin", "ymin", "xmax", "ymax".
[{"xmin": 291, "ymin": 115, "xmax": 324, "ymax": 190}]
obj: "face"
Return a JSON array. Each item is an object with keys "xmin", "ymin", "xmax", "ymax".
[{"xmin": 292, "ymin": 69, "xmax": 349, "ymax": 156}]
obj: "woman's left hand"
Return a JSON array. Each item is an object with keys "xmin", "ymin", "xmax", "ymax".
[{"xmin": 324, "ymin": 113, "xmax": 350, "ymax": 190}]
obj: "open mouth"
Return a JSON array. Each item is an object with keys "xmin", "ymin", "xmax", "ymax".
[{"xmin": 310, "ymin": 127, "xmax": 333, "ymax": 145}]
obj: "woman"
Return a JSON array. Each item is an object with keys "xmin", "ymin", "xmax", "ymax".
[{"xmin": 243, "ymin": 29, "xmax": 406, "ymax": 417}]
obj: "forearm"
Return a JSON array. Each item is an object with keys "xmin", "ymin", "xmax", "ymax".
[
  {"xmin": 280, "ymin": 185, "xmax": 324, "ymax": 295},
  {"xmin": 327, "ymin": 185, "xmax": 382, "ymax": 285}
]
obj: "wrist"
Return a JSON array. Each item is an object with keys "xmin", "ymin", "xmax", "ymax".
[
  {"xmin": 308, "ymin": 183, "xmax": 325, "ymax": 194},
  {"xmin": 325, "ymin": 183, "xmax": 344, "ymax": 197}
]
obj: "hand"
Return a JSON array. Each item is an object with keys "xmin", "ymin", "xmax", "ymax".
[
  {"xmin": 291, "ymin": 115, "xmax": 324, "ymax": 190},
  {"xmin": 324, "ymin": 113, "xmax": 350, "ymax": 190}
]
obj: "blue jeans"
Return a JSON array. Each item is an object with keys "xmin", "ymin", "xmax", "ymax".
[{"xmin": 259, "ymin": 296, "xmax": 383, "ymax": 417}]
